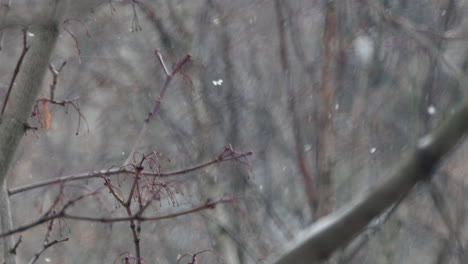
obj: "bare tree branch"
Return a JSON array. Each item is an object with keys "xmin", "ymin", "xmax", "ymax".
[
  {"xmin": 273, "ymin": 59, "xmax": 468, "ymax": 264},
  {"xmin": 0, "ymin": 1, "xmax": 69, "ymax": 263},
  {"xmin": 8, "ymin": 147, "xmax": 252, "ymax": 196}
]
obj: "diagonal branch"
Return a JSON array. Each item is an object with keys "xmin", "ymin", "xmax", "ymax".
[
  {"xmin": 123, "ymin": 51, "xmax": 191, "ymax": 165},
  {"xmin": 1, "ymin": 28, "xmax": 29, "ymax": 115},
  {"xmin": 273, "ymin": 83, "xmax": 468, "ymax": 263}
]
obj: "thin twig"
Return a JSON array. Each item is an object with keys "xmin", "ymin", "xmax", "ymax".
[
  {"xmin": 31, "ymin": 97, "xmax": 89, "ymax": 135},
  {"xmin": 27, "ymin": 237, "xmax": 68, "ymax": 264},
  {"xmin": 123, "ymin": 52, "xmax": 191, "ymax": 166},
  {"xmin": 8, "ymin": 235, "xmax": 21, "ymax": 255},
  {"xmin": 274, "ymin": 0, "xmax": 317, "ymax": 215},
  {"xmin": 48, "ymin": 61, "xmax": 67, "ymax": 101},
  {"xmin": 8, "ymin": 149, "xmax": 252, "ymax": 195},
  {"xmin": 0, "ymin": 198, "xmax": 230, "ymax": 238},
  {"xmin": 1, "ymin": 28, "xmax": 29, "ymax": 115}
]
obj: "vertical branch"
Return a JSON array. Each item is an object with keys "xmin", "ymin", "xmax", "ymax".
[
  {"xmin": 315, "ymin": 0, "xmax": 338, "ymax": 218},
  {"xmin": 429, "ymin": 182, "xmax": 467, "ymax": 263},
  {"xmin": 0, "ymin": 183, "xmax": 14, "ymax": 264},
  {"xmin": 0, "ymin": 24, "xmax": 61, "ymax": 179},
  {"xmin": 274, "ymin": 0, "xmax": 316, "ymax": 216},
  {"xmin": 48, "ymin": 61, "xmax": 67, "ymax": 101},
  {"xmin": 0, "ymin": 2, "xmax": 68, "ymax": 263},
  {"xmin": 126, "ymin": 206, "xmax": 141, "ymax": 264}
]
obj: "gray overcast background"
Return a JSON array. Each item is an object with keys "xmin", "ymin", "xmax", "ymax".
[{"xmin": 1, "ymin": 0, "xmax": 467, "ymax": 263}]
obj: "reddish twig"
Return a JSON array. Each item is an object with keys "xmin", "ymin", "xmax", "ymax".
[
  {"xmin": 274, "ymin": 0, "xmax": 317, "ymax": 215},
  {"xmin": 9, "ymin": 147, "xmax": 252, "ymax": 196},
  {"xmin": 28, "ymin": 236, "xmax": 68, "ymax": 264},
  {"xmin": 62, "ymin": 18, "xmax": 91, "ymax": 63},
  {"xmin": 116, "ymin": 252, "xmax": 143, "ymax": 264},
  {"xmin": 129, "ymin": 0, "xmax": 143, "ymax": 32},
  {"xmin": 31, "ymin": 97, "xmax": 89, "ymax": 135},
  {"xmin": 123, "ymin": 51, "xmax": 191, "ymax": 165},
  {"xmin": 62, "ymin": 198, "xmax": 231, "ymax": 222},
  {"xmin": 28, "ymin": 205, "xmax": 69, "ymax": 264},
  {"xmin": 48, "ymin": 61, "xmax": 67, "ymax": 101},
  {"xmin": 63, "ymin": 18, "xmax": 91, "ymax": 38},
  {"xmin": 0, "ymin": 188, "xmax": 101, "ymax": 237},
  {"xmin": 62, "ymin": 27, "xmax": 81, "ymax": 61},
  {"xmin": 103, "ymin": 152, "xmax": 178, "ymax": 264},
  {"xmin": 0, "ymin": 198, "xmax": 233, "ymax": 237},
  {"xmin": 177, "ymin": 249, "xmax": 222, "ymax": 264}
]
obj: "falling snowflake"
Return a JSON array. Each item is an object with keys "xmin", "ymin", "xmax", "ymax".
[{"xmin": 212, "ymin": 79, "xmax": 223, "ymax": 86}]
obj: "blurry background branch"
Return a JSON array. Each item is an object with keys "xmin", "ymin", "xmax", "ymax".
[
  {"xmin": 2, "ymin": 0, "xmax": 468, "ymax": 263},
  {"xmin": 273, "ymin": 91, "xmax": 468, "ymax": 263}
]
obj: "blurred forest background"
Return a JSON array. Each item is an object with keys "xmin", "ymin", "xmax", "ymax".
[{"xmin": 1, "ymin": 0, "xmax": 468, "ymax": 263}]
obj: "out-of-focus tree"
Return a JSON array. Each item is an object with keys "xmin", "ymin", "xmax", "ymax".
[{"xmin": 1, "ymin": 0, "xmax": 468, "ymax": 264}]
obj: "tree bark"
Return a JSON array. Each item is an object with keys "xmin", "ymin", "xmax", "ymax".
[{"xmin": 0, "ymin": 2, "xmax": 67, "ymax": 262}]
